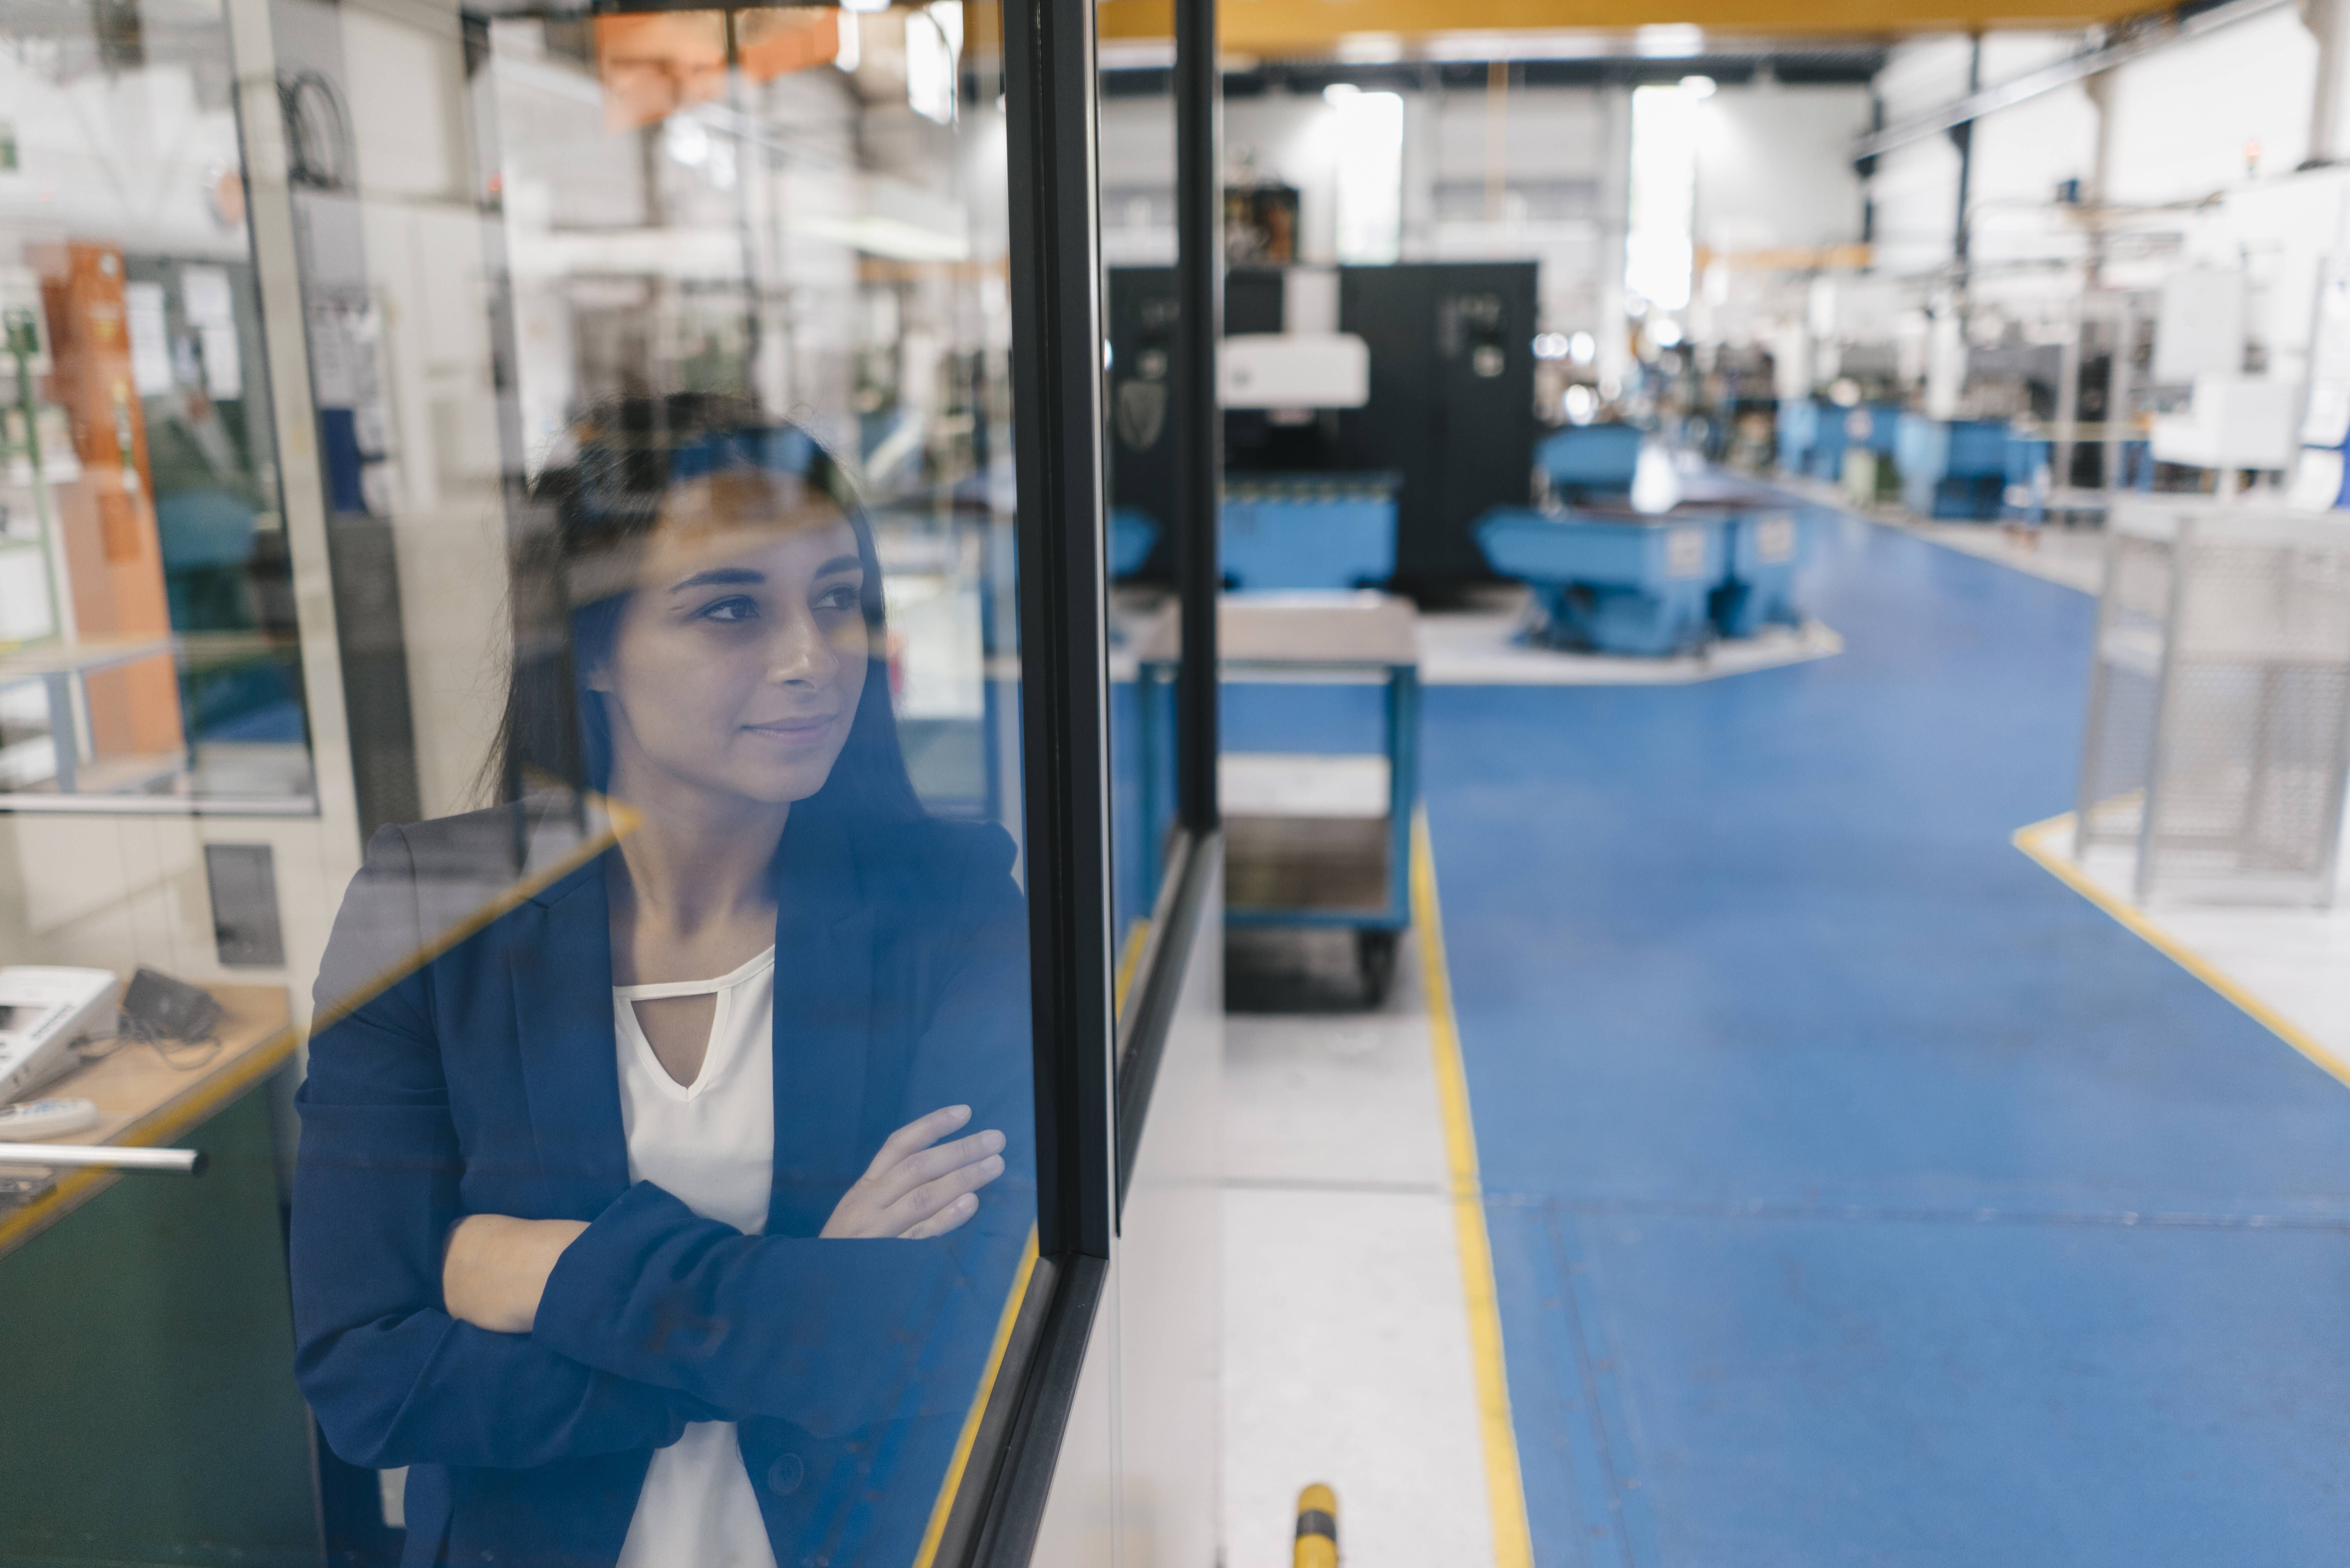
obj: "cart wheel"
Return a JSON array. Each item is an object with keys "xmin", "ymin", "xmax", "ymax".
[{"xmin": 1355, "ymin": 929, "xmax": 1400, "ymax": 1008}]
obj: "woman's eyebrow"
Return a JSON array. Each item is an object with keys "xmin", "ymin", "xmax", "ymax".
[
  {"xmin": 814, "ymin": 554, "xmax": 864, "ymax": 578},
  {"xmin": 668, "ymin": 566, "xmax": 765, "ymax": 593}
]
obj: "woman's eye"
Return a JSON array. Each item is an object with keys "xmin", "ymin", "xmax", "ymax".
[
  {"xmin": 814, "ymin": 583, "xmax": 861, "ymax": 612},
  {"xmin": 697, "ymin": 596, "xmax": 759, "ymax": 623}
]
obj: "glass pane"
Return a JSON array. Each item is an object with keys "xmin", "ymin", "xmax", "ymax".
[
  {"xmin": 1100, "ymin": 54, "xmax": 1179, "ymax": 1006},
  {"xmin": 0, "ymin": 4, "xmax": 1038, "ymax": 1565}
]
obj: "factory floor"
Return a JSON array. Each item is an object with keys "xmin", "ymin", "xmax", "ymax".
[{"xmin": 1218, "ymin": 503, "xmax": 2350, "ymax": 1566}]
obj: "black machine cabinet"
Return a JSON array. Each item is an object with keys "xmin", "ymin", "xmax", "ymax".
[
  {"xmin": 1107, "ymin": 262, "xmax": 1538, "ymax": 597},
  {"xmin": 1339, "ymin": 262, "xmax": 1537, "ymax": 595}
]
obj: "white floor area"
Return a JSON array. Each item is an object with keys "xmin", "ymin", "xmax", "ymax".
[
  {"xmin": 1222, "ymin": 934, "xmax": 1498, "ymax": 1568},
  {"xmin": 2020, "ymin": 815, "xmax": 2350, "ymax": 1078},
  {"xmin": 1416, "ymin": 598, "xmax": 1842, "ymax": 685}
]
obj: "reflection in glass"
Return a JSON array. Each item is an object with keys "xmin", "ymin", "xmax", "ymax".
[
  {"xmin": 295, "ymin": 398, "xmax": 1033, "ymax": 1566},
  {"xmin": 0, "ymin": 12, "xmax": 308, "ymax": 809}
]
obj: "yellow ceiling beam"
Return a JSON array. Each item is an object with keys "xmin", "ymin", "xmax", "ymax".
[{"xmin": 1097, "ymin": 0, "xmax": 2146, "ymax": 51}]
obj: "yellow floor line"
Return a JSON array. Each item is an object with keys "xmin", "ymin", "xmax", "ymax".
[
  {"xmin": 1411, "ymin": 810, "xmax": 1537, "ymax": 1568},
  {"xmin": 912, "ymin": 915, "xmax": 1150, "ymax": 1563},
  {"xmin": 913, "ymin": 1225, "xmax": 1040, "ymax": 1568},
  {"xmin": 2013, "ymin": 811, "xmax": 2350, "ymax": 1091}
]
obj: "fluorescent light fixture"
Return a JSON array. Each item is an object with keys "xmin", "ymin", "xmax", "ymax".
[
  {"xmin": 841, "ymin": 0, "xmax": 889, "ymax": 13},
  {"xmin": 1680, "ymin": 74, "xmax": 1717, "ymax": 98},
  {"xmin": 835, "ymin": 11, "xmax": 861, "ymax": 71},
  {"xmin": 1335, "ymin": 32, "xmax": 1405, "ymax": 63},
  {"xmin": 1323, "ymin": 82, "xmax": 1360, "ymax": 104},
  {"xmin": 1634, "ymin": 23, "xmax": 1704, "ymax": 57}
]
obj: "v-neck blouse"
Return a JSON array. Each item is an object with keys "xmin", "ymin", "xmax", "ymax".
[{"xmin": 611, "ymin": 946, "xmax": 779, "ymax": 1568}]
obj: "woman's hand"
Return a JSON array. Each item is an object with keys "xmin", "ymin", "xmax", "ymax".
[
  {"xmin": 821, "ymin": 1105, "xmax": 1007, "ymax": 1239},
  {"xmin": 443, "ymin": 1214, "xmax": 590, "ymax": 1334}
]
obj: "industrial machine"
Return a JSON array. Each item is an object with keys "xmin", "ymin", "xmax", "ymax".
[
  {"xmin": 1480, "ymin": 504, "xmax": 1729, "ymax": 656},
  {"xmin": 1533, "ymin": 424, "xmax": 1644, "ymax": 502},
  {"xmin": 1106, "ymin": 262, "xmax": 1536, "ymax": 597},
  {"xmin": 1219, "ymin": 473, "xmax": 1399, "ymax": 591},
  {"xmin": 1895, "ymin": 415, "xmax": 2012, "ymax": 520},
  {"xmin": 1479, "ymin": 436, "xmax": 1807, "ymax": 656}
]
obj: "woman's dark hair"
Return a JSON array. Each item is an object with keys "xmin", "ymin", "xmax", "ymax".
[{"xmin": 484, "ymin": 392, "xmax": 924, "ymax": 827}]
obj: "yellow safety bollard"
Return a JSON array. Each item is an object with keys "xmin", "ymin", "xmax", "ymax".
[{"xmin": 1294, "ymin": 1483, "xmax": 1338, "ymax": 1568}]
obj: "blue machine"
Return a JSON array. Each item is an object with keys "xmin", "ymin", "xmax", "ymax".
[
  {"xmin": 1777, "ymin": 399, "xmax": 1819, "ymax": 476},
  {"xmin": 1109, "ymin": 506, "xmax": 1159, "ymax": 579},
  {"xmin": 1896, "ymin": 415, "xmax": 2012, "ymax": 520},
  {"xmin": 1796, "ymin": 400, "xmax": 1902, "ymax": 483},
  {"xmin": 1219, "ymin": 473, "xmax": 1399, "ymax": 591},
  {"xmin": 1478, "ymin": 507, "xmax": 1730, "ymax": 657},
  {"xmin": 1714, "ymin": 512, "xmax": 1808, "ymax": 637},
  {"xmin": 1535, "ymin": 423, "xmax": 1644, "ymax": 498}
]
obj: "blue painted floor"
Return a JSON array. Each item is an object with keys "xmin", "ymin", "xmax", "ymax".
[{"xmin": 1236, "ymin": 513, "xmax": 2350, "ymax": 1564}]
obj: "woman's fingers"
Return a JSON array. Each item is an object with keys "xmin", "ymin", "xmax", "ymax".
[
  {"xmin": 863, "ymin": 1104, "xmax": 971, "ymax": 1179},
  {"xmin": 897, "ymin": 1191, "xmax": 980, "ymax": 1240},
  {"xmin": 884, "ymin": 1150, "xmax": 1005, "ymax": 1232},
  {"xmin": 866, "ymin": 1127, "xmax": 1005, "ymax": 1207},
  {"xmin": 821, "ymin": 1106, "xmax": 1007, "ymax": 1239}
]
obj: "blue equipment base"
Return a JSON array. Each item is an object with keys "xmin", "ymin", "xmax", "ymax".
[
  {"xmin": 1480, "ymin": 508, "xmax": 1727, "ymax": 657},
  {"xmin": 1221, "ymin": 473, "xmax": 1400, "ymax": 591}
]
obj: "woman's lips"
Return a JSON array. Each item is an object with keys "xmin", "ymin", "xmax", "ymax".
[{"xmin": 743, "ymin": 714, "xmax": 839, "ymax": 743}]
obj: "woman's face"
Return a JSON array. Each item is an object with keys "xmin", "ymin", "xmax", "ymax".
[{"xmin": 590, "ymin": 471, "xmax": 871, "ymax": 810}]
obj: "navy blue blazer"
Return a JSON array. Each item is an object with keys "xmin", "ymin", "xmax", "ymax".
[{"xmin": 290, "ymin": 797, "xmax": 1034, "ymax": 1568}]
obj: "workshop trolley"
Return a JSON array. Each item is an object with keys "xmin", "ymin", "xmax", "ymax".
[{"xmin": 1135, "ymin": 593, "xmax": 1420, "ymax": 1003}]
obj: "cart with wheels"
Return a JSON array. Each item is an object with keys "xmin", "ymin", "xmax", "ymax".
[{"xmin": 1136, "ymin": 593, "xmax": 1420, "ymax": 1005}]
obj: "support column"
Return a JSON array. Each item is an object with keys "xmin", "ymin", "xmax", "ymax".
[
  {"xmin": 2304, "ymin": 0, "xmax": 2350, "ymax": 167},
  {"xmin": 1172, "ymin": 0, "xmax": 1220, "ymax": 834}
]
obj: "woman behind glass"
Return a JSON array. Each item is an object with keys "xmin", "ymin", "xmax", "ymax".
[{"xmin": 291, "ymin": 396, "xmax": 1032, "ymax": 1568}]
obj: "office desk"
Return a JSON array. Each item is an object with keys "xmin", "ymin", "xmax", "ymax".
[
  {"xmin": 0, "ymin": 982, "xmax": 295, "ymax": 1253},
  {"xmin": 0, "ymin": 982, "xmax": 319, "ymax": 1566}
]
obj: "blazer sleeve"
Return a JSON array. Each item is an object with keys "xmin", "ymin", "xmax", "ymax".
[
  {"xmin": 530, "ymin": 825, "xmax": 1035, "ymax": 1438},
  {"xmin": 291, "ymin": 822, "xmax": 715, "ymax": 1470}
]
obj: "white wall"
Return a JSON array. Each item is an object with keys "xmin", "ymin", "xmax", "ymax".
[
  {"xmin": 2105, "ymin": 9, "xmax": 2317, "ymax": 202},
  {"xmin": 1696, "ymin": 84, "xmax": 1871, "ymax": 256},
  {"xmin": 1098, "ymin": 75, "xmax": 1865, "ymax": 343}
]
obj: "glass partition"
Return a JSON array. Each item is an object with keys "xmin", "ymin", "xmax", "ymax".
[
  {"xmin": 0, "ymin": 4, "xmax": 1056, "ymax": 1565},
  {"xmin": 1100, "ymin": 60, "xmax": 1179, "ymax": 988}
]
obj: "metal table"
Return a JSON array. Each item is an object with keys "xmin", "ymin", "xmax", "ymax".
[{"xmin": 1137, "ymin": 592, "xmax": 1420, "ymax": 1001}]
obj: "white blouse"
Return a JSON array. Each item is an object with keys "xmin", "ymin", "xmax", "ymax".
[{"xmin": 612, "ymin": 947, "xmax": 780, "ymax": 1568}]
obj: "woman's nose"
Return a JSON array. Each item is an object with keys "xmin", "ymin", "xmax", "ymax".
[{"xmin": 765, "ymin": 607, "xmax": 841, "ymax": 685}]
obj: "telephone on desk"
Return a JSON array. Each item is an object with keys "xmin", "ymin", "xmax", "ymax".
[{"xmin": 0, "ymin": 965, "xmax": 225, "ymax": 1104}]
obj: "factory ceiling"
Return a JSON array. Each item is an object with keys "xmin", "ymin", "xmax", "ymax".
[{"xmin": 1096, "ymin": 0, "xmax": 2155, "ymax": 54}]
